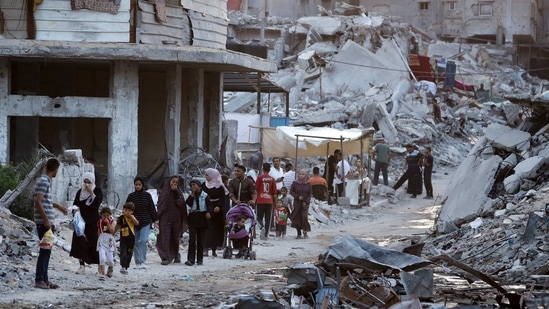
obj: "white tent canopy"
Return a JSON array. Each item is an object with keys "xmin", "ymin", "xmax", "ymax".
[{"xmin": 260, "ymin": 126, "xmax": 375, "ymax": 158}]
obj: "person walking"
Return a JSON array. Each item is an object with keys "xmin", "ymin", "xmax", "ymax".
[
  {"xmin": 372, "ymin": 137, "xmax": 391, "ymax": 186},
  {"xmin": 202, "ymin": 168, "xmax": 229, "ymax": 257},
  {"xmin": 96, "ymin": 206, "xmax": 116, "ymax": 280},
  {"xmin": 393, "ymin": 144, "xmax": 423, "ymax": 198},
  {"xmin": 228, "ymin": 164, "xmax": 257, "ymax": 207},
  {"xmin": 185, "ymin": 179, "xmax": 213, "ymax": 266},
  {"xmin": 125, "ymin": 176, "xmax": 157, "ymax": 269},
  {"xmin": 269, "ymin": 157, "xmax": 285, "ymax": 192},
  {"xmin": 34, "ymin": 158, "xmax": 69, "ymax": 289},
  {"xmin": 421, "ymin": 147, "xmax": 434, "ymax": 199},
  {"xmin": 290, "ymin": 169, "xmax": 312, "ymax": 239},
  {"xmin": 116, "ymin": 202, "xmax": 139, "ymax": 275},
  {"xmin": 70, "ymin": 172, "xmax": 102, "ymax": 275},
  {"xmin": 156, "ymin": 176, "xmax": 186, "ymax": 265},
  {"xmin": 255, "ymin": 162, "xmax": 277, "ymax": 240}
]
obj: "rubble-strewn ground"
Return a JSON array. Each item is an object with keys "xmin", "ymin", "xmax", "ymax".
[{"xmin": 0, "ymin": 172, "xmax": 459, "ymax": 309}]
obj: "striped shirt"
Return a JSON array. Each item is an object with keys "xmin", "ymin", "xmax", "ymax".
[
  {"xmin": 126, "ymin": 190, "xmax": 157, "ymax": 229},
  {"xmin": 34, "ymin": 174, "xmax": 54, "ymax": 224}
]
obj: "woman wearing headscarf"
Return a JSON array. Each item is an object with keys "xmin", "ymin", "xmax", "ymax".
[
  {"xmin": 125, "ymin": 176, "xmax": 157, "ymax": 269},
  {"xmin": 70, "ymin": 172, "xmax": 102, "ymax": 274},
  {"xmin": 201, "ymin": 168, "xmax": 230, "ymax": 257},
  {"xmin": 289, "ymin": 169, "xmax": 312, "ymax": 239},
  {"xmin": 156, "ymin": 176, "xmax": 187, "ymax": 265}
]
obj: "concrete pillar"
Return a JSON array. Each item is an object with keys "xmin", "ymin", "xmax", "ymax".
[
  {"xmin": 222, "ymin": 119, "xmax": 238, "ymax": 169},
  {"xmin": 0, "ymin": 59, "xmax": 9, "ymax": 165},
  {"xmin": 187, "ymin": 69, "xmax": 204, "ymax": 148},
  {"xmin": 109, "ymin": 61, "xmax": 139, "ymax": 201},
  {"xmin": 165, "ymin": 65, "xmax": 182, "ymax": 176},
  {"xmin": 207, "ymin": 72, "xmax": 223, "ymax": 159}
]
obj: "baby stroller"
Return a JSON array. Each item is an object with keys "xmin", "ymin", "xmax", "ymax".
[{"xmin": 222, "ymin": 203, "xmax": 257, "ymax": 260}]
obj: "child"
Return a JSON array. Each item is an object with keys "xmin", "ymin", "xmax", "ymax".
[
  {"xmin": 116, "ymin": 202, "xmax": 139, "ymax": 275},
  {"xmin": 279, "ymin": 187, "xmax": 293, "ymax": 213},
  {"xmin": 97, "ymin": 206, "xmax": 116, "ymax": 280},
  {"xmin": 273, "ymin": 200, "xmax": 289, "ymax": 239},
  {"xmin": 232, "ymin": 215, "xmax": 249, "ymax": 258}
]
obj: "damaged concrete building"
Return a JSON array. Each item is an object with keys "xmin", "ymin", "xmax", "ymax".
[{"xmin": 0, "ymin": 0, "xmax": 276, "ymax": 198}]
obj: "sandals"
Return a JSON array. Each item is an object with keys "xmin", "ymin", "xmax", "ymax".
[{"xmin": 107, "ymin": 266, "xmax": 114, "ymax": 278}]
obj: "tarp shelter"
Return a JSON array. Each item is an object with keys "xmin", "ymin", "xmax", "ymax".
[{"xmin": 259, "ymin": 126, "xmax": 375, "ymax": 159}]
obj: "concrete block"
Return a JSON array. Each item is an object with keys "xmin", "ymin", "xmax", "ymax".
[
  {"xmin": 494, "ymin": 209, "xmax": 506, "ymax": 217},
  {"xmin": 514, "ymin": 156, "xmax": 549, "ymax": 180},
  {"xmin": 503, "ymin": 174, "xmax": 521, "ymax": 194},
  {"xmin": 485, "ymin": 123, "xmax": 531, "ymax": 151}
]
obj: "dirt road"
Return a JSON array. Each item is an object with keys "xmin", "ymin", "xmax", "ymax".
[{"xmin": 0, "ymin": 171, "xmax": 450, "ymax": 308}]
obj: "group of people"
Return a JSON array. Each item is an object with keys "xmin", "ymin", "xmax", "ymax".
[
  {"xmin": 371, "ymin": 138, "xmax": 434, "ymax": 199},
  {"xmin": 32, "ymin": 157, "xmax": 319, "ymax": 289}
]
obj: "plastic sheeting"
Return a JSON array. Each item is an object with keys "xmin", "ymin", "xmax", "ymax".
[
  {"xmin": 321, "ymin": 234, "xmax": 432, "ymax": 273},
  {"xmin": 260, "ymin": 126, "xmax": 374, "ymax": 158}
]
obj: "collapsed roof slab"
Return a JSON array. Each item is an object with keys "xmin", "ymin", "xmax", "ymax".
[
  {"xmin": 0, "ymin": 40, "xmax": 277, "ymax": 73},
  {"xmin": 292, "ymin": 16, "xmax": 343, "ymax": 35},
  {"xmin": 439, "ymin": 139, "xmax": 502, "ymax": 225},
  {"xmin": 484, "ymin": 123, "xmax": 531, "ymax": 152},
  {"xmin": 314, "ymin": 40, "xmax": 409, "ymax": 94}
]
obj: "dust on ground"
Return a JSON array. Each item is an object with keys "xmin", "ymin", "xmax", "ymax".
[{"xmin": 0, "ymin": 172, "xmax": 450, "ymax": 309}]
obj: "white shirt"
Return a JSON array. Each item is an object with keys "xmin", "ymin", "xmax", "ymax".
[
  {"xmin": 283, "ymin": 170, "xmax": 295, "ymax": 189},
  {"xmin": 334, "ymin": 160, "xmax": 351, "ymax": 184},
  {"xmin": 269, "ymin": 166, "xmax": 285, "ymax": 190}
]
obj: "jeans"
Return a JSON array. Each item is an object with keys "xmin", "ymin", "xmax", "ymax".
[
  {"xmin": 133, "ymin": 224, "xmax": 151, "ymax": 265},
  {"xmin": 35, "ymin": 224, "xmax": 55, "ymax": 282},
  {"xmin": 256, "ymin": 204, "xmax": 272, "ymax": 238}
]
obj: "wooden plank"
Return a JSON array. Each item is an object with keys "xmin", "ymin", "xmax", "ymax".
[
  {"xmin": 138, "ymin": 1, "xmax": 191, "ymax": 45},
  {"xmin": 188, "ymin": 10, "xmax": 227, "ymax": 49},
  {"xmin": 34, "ymin": 0, "xmax": 131, "ymax": 42},
  {"xmin": 0, "ymin": 0, "xmax": 27, "ymax": 39},
  {"xmin": 180, "ymin": 0, "xmax": 227, "ymax": 19}
]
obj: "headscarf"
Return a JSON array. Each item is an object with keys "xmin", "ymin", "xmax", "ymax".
[
  {"xmin": 296, "ymin": 169, "xmax": 310, "ymax": 184},
  {"xmin": 79, "ymin": 172, "xmax": 96, "ymax": 201},
  {"xmin": 158, "ymin": 176, "xmax": 180, "ymax": 208},
  {"xmin": 204, "ymin": 168, "xmax": 229, "ymax": 194}
]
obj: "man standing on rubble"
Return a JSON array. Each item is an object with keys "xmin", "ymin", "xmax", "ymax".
[
  {"xmin": 372, "ymin": 137, "xmax": 391, "ymax": 186},
  {"xmin": 392, "ymin": 144, "xmax": 422, "ymax": 198},
  {"xmin": 421, "ymin": 147, "xmax": 434, "ymax": 199}
]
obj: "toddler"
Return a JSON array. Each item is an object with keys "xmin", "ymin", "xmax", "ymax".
[{"xmin": 273, "ymin": 200, "xmax": 289, "ymax": 239}]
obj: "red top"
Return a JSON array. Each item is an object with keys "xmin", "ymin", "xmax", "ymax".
[
  {"xmin": 97, "ymin": 217, "xmax": 114, "ymax": 234},
  {"xmin": 274, "ymin": 207, "xmax": 289, "ymax": 225},
  {"xmin": 255, "ymin": 174, "xmax": 277, "ymax": 205}
]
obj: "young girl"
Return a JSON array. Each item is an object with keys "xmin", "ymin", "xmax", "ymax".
[
  {"xmin": 97, "ymin": 206, "xmax": 116, "ymax": 280},
  {"xmin": 279, "ymin": 187, "xmax": 293, "ymax": 213}
]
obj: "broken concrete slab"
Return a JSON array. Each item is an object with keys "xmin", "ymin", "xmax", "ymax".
[
  {"xmin": 294, "ymin": 16, "xmax": 343, "ymax": 35},
  {"xmin": 439, "ymin": 150, "xmax": 501, "ymax": 225},
  {"xmin": 513, "ymin": 155, "xmax": 549, "ymax": 180},
  {"xmin": 313, "ymin": 40, "xmax": 408, "ymax": 94},
  {"xmin": 484, "ymin": 123, "xmax": 531, "ymax": 152}
]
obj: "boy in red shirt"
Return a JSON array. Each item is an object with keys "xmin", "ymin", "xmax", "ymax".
[{"xmin": 255, "ymin": 163, "xmax": 278, "ymax": 240}]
